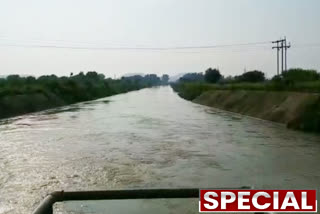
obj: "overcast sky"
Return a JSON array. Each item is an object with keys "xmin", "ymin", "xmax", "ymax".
[{"xmin": 0, "ymin": 0, "xmax": 319, "ymax": 78}]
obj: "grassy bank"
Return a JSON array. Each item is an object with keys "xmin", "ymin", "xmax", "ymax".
[
  {"xmin": 172, "ymin": 82, "xmax": 320, "ymax": 133},
  {"xmin": 171, "ymin": 81, "xmax": 320, "ymax": 100},
  {"xmin": 0, "ymin": 72, "xmax": 165, "ymax": 119}
]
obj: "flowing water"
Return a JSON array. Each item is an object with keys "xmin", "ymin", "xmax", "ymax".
[{"xmin": 0, "ymin": 86, "xmax": 320, "ymax": 213}]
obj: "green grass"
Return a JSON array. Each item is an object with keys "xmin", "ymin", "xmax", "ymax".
[{"xmin": 172, "ymin": 81, "xmax": 320, "ymax": 101}]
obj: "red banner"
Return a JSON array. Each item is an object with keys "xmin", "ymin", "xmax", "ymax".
[{"xmin": 199, "ymin": 189, "xmax": 317, "ymax": 212}]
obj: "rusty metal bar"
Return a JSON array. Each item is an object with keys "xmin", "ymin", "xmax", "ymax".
[
  {"xmin": 32, "ymin": 195, "xmax": 55, "ymax": 214},
  {"xmin": 33, "ymin": 187, "xmax": 251, "ymax": 214}
]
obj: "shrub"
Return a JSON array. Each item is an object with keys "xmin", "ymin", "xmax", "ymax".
[
  {"xmin": 282, "ymin": 68, "xmax": 320, "ymax": 82},
  {"xmin": 179, "ymin": 73, "xmax": 204, "ymax": 82},
  {"xmin": 235, "ymin": 70, "xmax": 265, "ymax": 83},
  {"xmin": 204, "ymin": 68, "xmax": 222, "ymax": 83}
]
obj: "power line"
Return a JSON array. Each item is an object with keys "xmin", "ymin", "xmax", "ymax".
[
  {"xmin": 0, "ymin": 36, "xmax": 272, "ymax": 48},
  {"xmin": 0, "ymin": 40, "xmax": 272, "ymax": 51},
  {"xmin": 2, "ymin": 36, "xmax": 320, "ymax": 50},
  {"xmin": 0, "ymin": 36, "xmax": 131, "ymax": 47},
  {"xmin": 291, "ymin": 43, "xmax": 320, "ymax": 48}
]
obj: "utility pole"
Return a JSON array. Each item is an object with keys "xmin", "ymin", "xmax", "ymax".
[
  {"xmin": 272, "ymin": 39, "xmax": 284, "ymax": 75},
  {"xmin": 272, "ymin": 37, "xmax": 290, "ymax": 75},
  {"xmin": 284, "ymin": 37, "xmax": 291, "ymax": 72},
  {"xmin": 281, "ymin": 39, "xmax": 284, "ymax": 73}
]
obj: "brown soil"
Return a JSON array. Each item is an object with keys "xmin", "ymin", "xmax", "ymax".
[{"xmin": 193, "ymin": 90, "xmax": 319, "ymax": 124}]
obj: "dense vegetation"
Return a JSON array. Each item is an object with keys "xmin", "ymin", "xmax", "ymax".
[
  {"xmin": 178, "ymin": 72, "xmax": 204, "ymax": 82},
  {"xmin": 0, "ymin": 72, "xmax": 168, "ymax": 119},
  {"xmin": 204, "ymin": 68, "xmax": 222, "ymax": 83},
  {"xmin": 172, "ymin": 68, "xmax": 320, "ymax": 132},
  {"xmin": 175, "ymin": 68, "xmax": 320, "ymax": 98}
]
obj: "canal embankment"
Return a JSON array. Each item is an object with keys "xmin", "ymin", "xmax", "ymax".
[{"xmin": 172, "ymin": 83, "xmax": 320, "ymax": 132}]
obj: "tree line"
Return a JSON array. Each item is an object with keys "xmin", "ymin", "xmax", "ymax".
[
  {"xmin": 0, "ymin": 72, "xmax": 169, "ymax": 119},
  {"xmin": 178, "ymin": 68, "xmax": 320, "ymax": 86}
]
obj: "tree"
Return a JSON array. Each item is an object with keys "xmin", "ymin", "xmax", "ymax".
[
  {"xmin": 144, "ymin": 74, "xmax": 161, "ymax": 86},
  {"xmin": 7, "ymin": 75, "xmax": 21, "ymax": 82},
  {"xmin": 98, "ymin": 73, "xmax": 105, "ymax": 80},
  {"xmin": 161, "ymin": 74, "xmax": 169, "ymax": 84},
  {"xmin": 179, "ymin": 73, "xmax": 204, "ymax": 82},
  {"xmin": 86, "ymin": 71, "xmax": 99, "ymax": 80},
  {"xmin": 26, "ymin": 76, "xmax": 36, "ymax": 84},
  {"xmin": 0, "ymin": 71, "xmax": 163, "ymax": 119},
  {"xmin": 204, "ymin": 68, "xmax": 222, "ymax": 83},
  {"xmin": 6, "ymin": 75, "xmax": 24, "ymax": 86},
  {"xmin": 282, "ymin": 68, "xmax": 320, "ymax": 82},
  {"xmin": 235, "ymin": 70, "xmax": 265, "ymax": 82}
]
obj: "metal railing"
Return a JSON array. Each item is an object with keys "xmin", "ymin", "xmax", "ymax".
[{"xmin": 32, "ymin": 187, "xmax": 252, "ymax": 214}]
